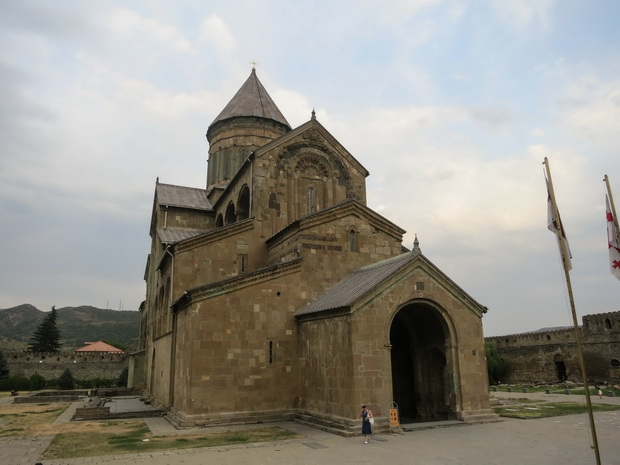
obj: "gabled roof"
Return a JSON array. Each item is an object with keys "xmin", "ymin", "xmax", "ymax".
[
  {"xmin": 208, "ymin": 69, "xmax": 291, "ymax": 132},
  {"xmin": 296, "ymin": 251, "xmax": 417, "ymax": 317},
  {"xmin": 296, "ymin": 250, "xmax": 487, "ymax": 318},
  {"xmin": 156, "ymin": 183, "xmax": 212, "ymax": 211},
  {"xmin": 252, "ymin": 117, "xmax": 370, "ymax": 178},
  {"xmin": 75, "ymin": 341, "xmax": 124, "ymax": 353}
]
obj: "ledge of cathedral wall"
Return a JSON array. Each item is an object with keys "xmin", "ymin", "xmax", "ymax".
[
  {"xmin": 166, "ymin": 407, "xmax": 295, "ymax": 428},
  {"xmin": 166, "ymin": 406, "xmax": 367, "ymax": 436}
]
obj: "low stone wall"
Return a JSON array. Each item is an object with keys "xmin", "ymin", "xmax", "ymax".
[{"xmin": 12, "ymin": 390, "xmax": 88, "ymax": 403}]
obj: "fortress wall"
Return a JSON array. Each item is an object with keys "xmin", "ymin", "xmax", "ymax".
[
  {"xmin": 5, "ymin": 351, "xmax": 128, "ymax": 380},
  {"xmin": 485, "ymin": 311, "xmax": 620, "ymax": 383},
  {"xmin": 486, "ymin": 328, "xmax": 576, "ymax": 348}
]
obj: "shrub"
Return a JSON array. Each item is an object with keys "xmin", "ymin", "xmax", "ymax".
[
  {"xmin": 58, "ymin": 369, "xmax": 76, "ymax": 390},
  {"xmin": 29, "ymin": 373, "xmax": 46, "ymax": 390},
  {"xmin": 485, "ymin": 341, "xmax": 509, "ymax": 385},
  {"xmin": 0, "ymin": 351, "xmax": 9, "ymax": 380},
  {"xmin": 0, "ymin": 376, "xmax": 31, "ymax": 391},
  {"xmin": 77, "ymin": 377, "xmax": 115, "ymax": 389}
]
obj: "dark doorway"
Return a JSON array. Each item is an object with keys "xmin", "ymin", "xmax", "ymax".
[
  {"xmin": 554, "ymin": 356, "xmax": 567, "ymax": 381},
  {"xmin": 390, "ymin": 302, "xmax": 454, "ymax": 422}
]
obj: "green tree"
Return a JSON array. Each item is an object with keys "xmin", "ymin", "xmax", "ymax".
[
  {"xmin": 0, "ymin": 350, "xmax": 9, "ymax": 380},
  {"xmin": 28, "ymin": 306, "xmax": 61, "ymax": 352},
  {"xmin": 485, "ymin": 341, "xmax": 509, "ymax": 385},
  {"xmin": 57, "ymin": 369, "xmax": 76, "ymax": 390}
]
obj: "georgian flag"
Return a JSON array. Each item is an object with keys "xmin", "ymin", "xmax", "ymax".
[
  {"xmin": 606, "ymin": 195, "xmax": 620, "ymax": 281},
  {"xmin": 546, "ymin": 176, "xmax": 572, "ymax": 271}
]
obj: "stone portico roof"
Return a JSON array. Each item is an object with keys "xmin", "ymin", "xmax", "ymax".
[
  {"xmin": 156, "ymin": 228, "xmax": 205, "ymax": 244},
  {"xmin": 296, "ymin": 251, "xmax": 419, "ymax": 317}
]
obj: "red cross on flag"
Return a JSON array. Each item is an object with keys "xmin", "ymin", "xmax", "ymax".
[{"xmin": 606, "ymin": 195, "xmax": 620, "ymax": 281}]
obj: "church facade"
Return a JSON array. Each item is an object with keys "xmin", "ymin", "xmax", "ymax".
[{"xmin": 136, "ymin": 69, "xmax": 496, "ymax": 433}]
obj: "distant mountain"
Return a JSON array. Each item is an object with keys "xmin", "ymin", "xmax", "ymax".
[{"xmin": 0, "ymin": 304, "xmax": 141, "ymax": 351}]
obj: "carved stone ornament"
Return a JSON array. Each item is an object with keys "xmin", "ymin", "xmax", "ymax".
[
  {"xmin": 302, "ymin": 128, "xmax": 324, "ymax": 144},
  {"xmin": 295, "ymin": 156, "xmax": 329, "ymax": 178}
]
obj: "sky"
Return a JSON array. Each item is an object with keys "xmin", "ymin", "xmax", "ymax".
[{"xmin": 0, "ymin": 0, "xmax": 619, "ymax": 337}]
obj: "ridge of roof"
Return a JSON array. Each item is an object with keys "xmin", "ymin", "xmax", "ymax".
[
  {"xmin": 75, "ymin": 341, "xmax": 124, "ymax": 353},
  {"xmin": 208, "ymin": 69, "xmax": 291, "ymax": 130}
]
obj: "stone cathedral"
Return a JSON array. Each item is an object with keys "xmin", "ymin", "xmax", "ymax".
[{"xmin": 134, "ymin": 68, "xmax": 497, "ymax": 433}]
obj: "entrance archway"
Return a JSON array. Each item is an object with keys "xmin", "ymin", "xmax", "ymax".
[
  {"xmin": 390, "ymin": 301, "xmax": 454, "ymax": 422},
  {"xmin": 554, "ymin": 354, "xmax": 567, "ymax": 381}
]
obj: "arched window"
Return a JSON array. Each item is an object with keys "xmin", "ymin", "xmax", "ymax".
[
  {"xmin": 605, "ymin": 318, "xmax": 612, "ymax": 329},
  {"xmin": 215, "ymin": 214, "xmax": 224, "ymax": 227},
  {"xmin": 225, "ymin": 202, "xmax": 236, "ymax": 224},
  {"xmin": 237, "ymin": 186, "xmax": 250, "ymax": 220},
  {"xmin": 307, "ymin": 186, "xmax": 317, "ymax": 215},
  {"xmin": 348, "ymin": 229, "xmax": 357, "ymax": 252}
]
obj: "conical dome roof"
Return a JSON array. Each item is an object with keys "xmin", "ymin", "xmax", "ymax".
[{"xmin": 208, "ymin": 69, "xmax": 291, "ymax": 134}]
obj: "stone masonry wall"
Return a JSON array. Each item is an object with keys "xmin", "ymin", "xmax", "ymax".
[
  {"xmin": 6, "ymin": 351, "xmax": 128, "ymax": 380},
  {"xmin": 486, "ymin": 310, "xmax": 620, "ymax": 383}
]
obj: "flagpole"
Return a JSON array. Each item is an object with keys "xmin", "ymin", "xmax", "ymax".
[
  {"xmin": 544, "ymin": 158, "xmax": 601, "ymax": 465},
  {"xmin": 604, "ymin": 174, "xmax": 620, "ymax": 239}
]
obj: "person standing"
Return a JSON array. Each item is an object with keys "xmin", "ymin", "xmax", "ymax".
[{"xmin": 360, "ymin": 405, "xmax": 373, "ymax": 443}]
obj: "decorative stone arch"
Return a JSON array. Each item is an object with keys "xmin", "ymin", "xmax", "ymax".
[
  {"xmin": 294, "ymin": 153, "xmax": 330, "ymax": 217},
  {"xmin": 237, "ymin": 185, "xmax": 250, "ymax": 220},
  {"xmin": 388, "ymin": 298, "xmax": 458, "ymax": 422},
  {"xmin": 274, "ymin": 144, "xmax": 353, "ymax": 219},
  {"xmin": 225, "ymin": 202, "xmax": 236, "ymax": 224},
  {"xmin": 215, "ymin": 213, "xmax": 224, "ymax": 228}
]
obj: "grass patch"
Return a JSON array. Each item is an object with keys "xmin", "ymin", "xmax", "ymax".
[
  {"xmin": 491, "ymin": 385, "xmax": 620, "ymax": 396},
  {"xmin": 495, "ymin": 402, "xmax": 620, "ymax": 419},
  {"xmin": 0, "ymin": 403, "xmax": 68, "ymax": 437},
  {"xmin": 41, "ymin": 423, "xmax": 302, "ymax": 459}
]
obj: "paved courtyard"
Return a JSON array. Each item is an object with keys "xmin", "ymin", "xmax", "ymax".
[{"xmin": 1, "ymin": 392, "xmax": 619, "ymax": 465}]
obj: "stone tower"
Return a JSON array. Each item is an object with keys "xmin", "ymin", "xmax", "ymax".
[{"xmin": 206, "ymin": 68, "xmax": 291, "ymax": 194}]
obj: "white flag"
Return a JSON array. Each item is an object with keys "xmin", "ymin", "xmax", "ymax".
[
  {"xmin": 546, "ymin": 176, "xmax": 572, "ymax": 271},
  {"xmin": 606, "ymin": 195, "xmax": 620, "ymax": 281}
]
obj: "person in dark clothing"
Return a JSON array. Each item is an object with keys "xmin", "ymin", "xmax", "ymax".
[{"xmin": 360, "ymin": 405, "xmax": 373, "ymax": 443}]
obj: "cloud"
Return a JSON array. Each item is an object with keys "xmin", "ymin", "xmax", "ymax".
[
  {"xmin": 467, "ymin": 105, "xmax": 519, "ymax": 131},
  {"xmin": 0, "ymin": 0, "xmax": 618, "ymax": 337},
  {"xmin": 196, "ymin": 15, "xmax": 236, "ymax": 55},
  {"xmin": 107, "ymin": 8, "xmax": 192, "ymax": 53},
  {"xmin": 558, "ymin": 77, "xmax": 620, "ymax": 152},
  {"xmin": 490, "ymin": 0, "xmax": 556, "ymax": 33}
]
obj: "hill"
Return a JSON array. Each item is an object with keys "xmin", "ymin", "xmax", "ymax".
[{"xmin": 0, "ymin": 304, "xmax": 141, "ymax": 351}]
